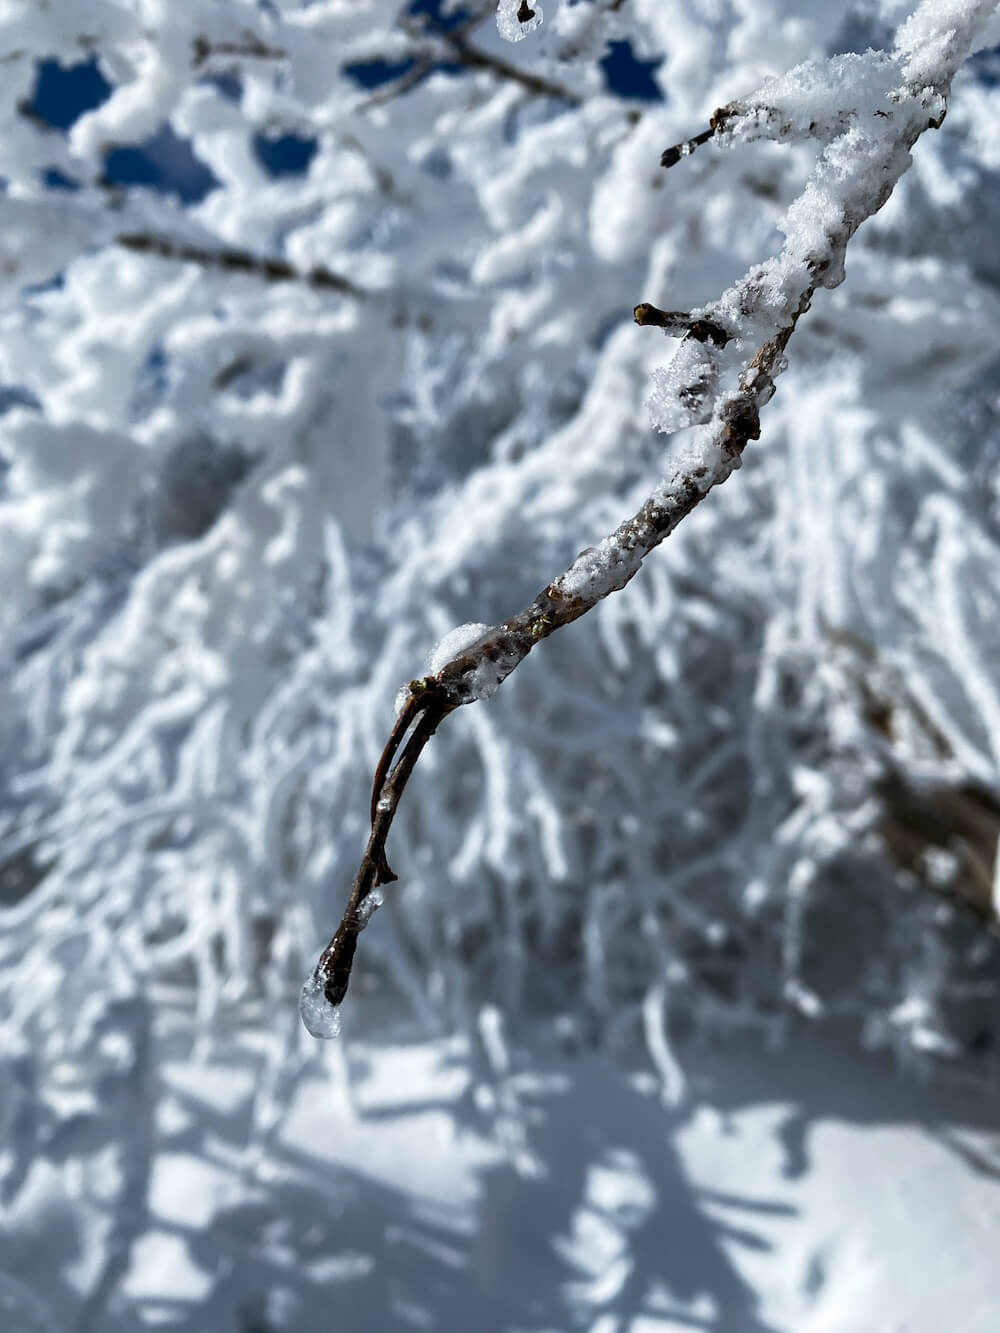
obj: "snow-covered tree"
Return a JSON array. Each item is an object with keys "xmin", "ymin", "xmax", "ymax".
[{"xmin": 2, "ymin": 1, "xmax": 1000, "ymax": 1322}]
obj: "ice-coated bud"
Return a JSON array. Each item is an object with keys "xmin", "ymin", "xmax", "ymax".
[{"xmin": 497, "ymin": 0, "xmax": 543, "ymax": 43}]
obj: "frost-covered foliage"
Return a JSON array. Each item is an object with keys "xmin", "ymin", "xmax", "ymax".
[{"xmin": 2, "ymin": 4, "xmax": 1000, "ymax": 1308}]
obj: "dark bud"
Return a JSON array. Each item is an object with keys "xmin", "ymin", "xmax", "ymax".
[
  {"xmin": 686, "ymin": 318, "xmax": 730, "ymax": 348},
  {"xmin": 634, "ymin": 302, "xmax": 676, "ymax": 327}
]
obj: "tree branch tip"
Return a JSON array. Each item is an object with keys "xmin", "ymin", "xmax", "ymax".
[
  {"xmin": 660, "ymin": 124, "xmax": 718, "ymax": 169},
  {"xmin": 633, "ymin": 303, "xmax": 729, "ymax": 347}
]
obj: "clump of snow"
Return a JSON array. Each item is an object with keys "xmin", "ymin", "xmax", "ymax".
[
  {"xmin": 718, "ymin": 52, "xmax": 899, "ymax": 150},
  {"xmin": 648, "ymin": 339, "xmax": 721, "ymax": 434},
  {"xmin": 427, "ymin": 622, "xmax": 491, "ymax": 674},
  {"xmin": 496, "ymin": 0, "xmax": 544, "ymax": 43},
  {"xmin": 554, "ymin": 539, "xmax": 634, "ymax": 602},
  {"xmin": 896, "ymin": 0, "xmax": 1000, "ymax": 90},
  {"xmin": 299, "ymin": 968, "xmax": 342, "ymax": 1039}
]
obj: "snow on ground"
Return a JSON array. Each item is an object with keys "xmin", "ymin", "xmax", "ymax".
[{"xmin": 4, "ymin": 1017, "xmax": 998, "ymax": 1332}]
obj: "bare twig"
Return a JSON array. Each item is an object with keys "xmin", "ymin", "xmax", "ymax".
[
  {"xmin": 315, "ymin": 692, "xmax": 455, "ymax": 1005},
  {"xmin": 442, "ymin": 31, "xmax": 582, "ymax": 105},
  {"xmin": 660, "ymin": 124, "xmax": 718, "ymax": 169},
  {"xmin": 368, "ymin": 689, "xmax": 436, "ymax": 885},
  {"xmin": 192, "ymin": 34, "xmax": 286, "ymax": 67},
  {"xmin": 115, "ymin": 233, "xmax": 365, "ymax": 299},
  {"xmin": 360, "ymin": 55, "xmax": 436, "ymax": 109},
  {"xmin": 367, "ymin": 2, "xmax": 581, "ymax": 109}
]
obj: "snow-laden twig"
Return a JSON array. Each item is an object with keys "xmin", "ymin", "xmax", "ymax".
[{"xmin": 304, "ymin": 0, "xmax": 1000, "ymax": 1027}]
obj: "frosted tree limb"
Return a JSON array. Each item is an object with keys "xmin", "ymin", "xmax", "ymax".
[{"xmin": 303, "ymin": 0, "xmax": 1000, "ymax": 1031}]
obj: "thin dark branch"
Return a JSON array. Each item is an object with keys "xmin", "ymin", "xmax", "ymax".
[
  {"xmin": 367, "ymin": 689, "xmax": 433, "ymax": 885},
  {"xmin": 369, "ymin": 3, "xmax": 581, "ymax": 109},
  {"xmin": 360, "ymin": 55, "xmax": 436, "ymax": 110},
  {"xmin": 443, "ymin": 30, "xmax": 582, "ymax": 105},
  {"xmin": 316, "ymin": 694, "xmax": 454, "ymax": 1005},
  {"xmin": 192, "ymin": 33, "xmax": 285, "ymax": 67},
  {"xmin": 115, "ymin": 233, "xmax": 365, "ymax": 299}
]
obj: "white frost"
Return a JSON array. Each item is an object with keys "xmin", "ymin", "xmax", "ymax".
[{"xmin": 647, "ymin": 339, "xmax": 721, "ymax": 434}]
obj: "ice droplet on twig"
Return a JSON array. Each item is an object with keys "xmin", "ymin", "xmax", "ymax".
[
  {"xmin": 299, "ymin": 967, "xmax": 342, "ymax": 1039},
  {"xmin": 354, "ymin": 887, "xmax": 384, "ymax": 928},
  {"xmin": 496, "ymin": 0, "xmax": 543, "ymax": 43}
]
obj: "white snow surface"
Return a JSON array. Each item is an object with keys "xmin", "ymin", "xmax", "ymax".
[{"xmin": 11, "ymin": 1018, "xmax": 996, "ymax": 1332}]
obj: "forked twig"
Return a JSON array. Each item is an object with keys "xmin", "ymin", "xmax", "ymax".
[
  {"xmin": 367, "ymin": 689, "xmax": 437, "ymax": 885},
  {"xmin": 315, "ymin": 691, "xmax": 454, "ymax": 1006}
]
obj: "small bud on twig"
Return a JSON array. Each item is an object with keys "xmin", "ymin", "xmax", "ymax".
[{"xmin": 633, "ymin": 304, "xmax": 730, "ymax": 347}]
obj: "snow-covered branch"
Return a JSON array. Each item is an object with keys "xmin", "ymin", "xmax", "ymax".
[{"xmin": 303, "ymin": 0, "xmax": 1000, "ymax": 1029}]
